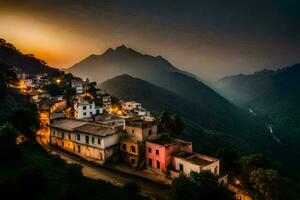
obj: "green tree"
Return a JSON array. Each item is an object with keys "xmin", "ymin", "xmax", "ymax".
[
  {"xmin": 216, "ymin": 148, "xmax": 241, "ymax": 176},
  {"xmin": 169, "ymin": 115, "xmax": 185, "ymax": 134},
  {"xmin": 171, "ymin": 171, "xmax": 234, "ymax": 200},
  {"xmin": 157, "ymin": 112, "xmax": 185, "ymax": 134},
  {"xmin": 0, "ymin": 123, "xmax": 21, "ymax": 161},
  {"xmin": 11, "ymin": 106, "xmax": 39, "ymax": 140},
  {"xmin": 250, "ymin": 168, "xmax": 287, "ymax": 200}
]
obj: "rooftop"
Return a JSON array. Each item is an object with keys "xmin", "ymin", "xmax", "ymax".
[
  {"xmin": 174, "ymin": 151, "xmax": 218, "ymax": 166},
  {"xmin": 75, "ymin": 123, "xmax": 117, "ymax": 137},
  {"xmin": 50, "ymin": 118, "xmax": 88, "ymax": 131},
  {"xmin": 148, "ymin": 137, "xmax": 179, "ymax": 146},
  {"xmin": 125, "ymin": 116, "xmax": 155, "ymax": 128}
]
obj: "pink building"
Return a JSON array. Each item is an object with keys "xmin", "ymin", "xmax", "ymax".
[{"xmin": 145, "ymin": 137, "xmax": 192, "ymax": 173}]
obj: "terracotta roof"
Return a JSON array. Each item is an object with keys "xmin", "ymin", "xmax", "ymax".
[{"xmin": 75, "ymin": 123, "xmax": 117, "ymax": 137}]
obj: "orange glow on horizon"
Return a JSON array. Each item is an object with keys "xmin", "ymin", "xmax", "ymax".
[{"xmin": 0, "ymin": 14, "xmax": 105, "ymax": 68}]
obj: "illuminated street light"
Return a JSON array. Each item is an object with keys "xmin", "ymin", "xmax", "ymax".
[
  {"xmin": 56, "ymin": 79, "xmax": 61, "ymax": 84},
  {"xmin": 235, "ymin": 178, "xmax": 241, "ymax": 185}
]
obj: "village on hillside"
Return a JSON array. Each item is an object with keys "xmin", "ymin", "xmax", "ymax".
[{"xmin": 9, "ymin": 67, "xmax": 251, "ymax": 200}]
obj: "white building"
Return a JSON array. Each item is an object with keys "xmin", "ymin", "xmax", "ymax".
[
  {"xmin": 172, "ymin": 151, "xmax": 220, "ymax": 176},
  {"xmin": 50, "ymin": 119, "xmax": 121, "ymax": 165},
  {"xmin": 122, "ymin": 101, "xmax": 142, "ymax": 111},
  {"xmin": 121, "ymin": 101, "xmax": 150, "ymax": 116},
  {"xmin": 74, "ymin": 100, "xmax": 103, "ymax": 119},
  {"xmin": 71, "ymin": 80, "xmax": 83, "ymax": 94}
]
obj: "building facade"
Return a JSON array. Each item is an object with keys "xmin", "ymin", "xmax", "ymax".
[
  {"xmin": 119, "ymin": 117, "xmax": 158, "ymax": 168},
  {"xmin": 171, "ymin": 151, "xmax": 220, "ymax": 176},
  {"xmin": 50, "ymin": 119, "xmax": 121, "ymax": 165},
  {"xmin": 145, "ymin": 138, "xmax": 193, "ymax": 173},
  {"xmin": 74, "ymin": 100, "xmax": 103, "ymax": 119}
]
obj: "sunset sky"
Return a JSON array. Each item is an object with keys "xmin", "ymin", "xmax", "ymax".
[{"xmin": 1, "ymin": 0, "xmax": 300, "ymax": 79}]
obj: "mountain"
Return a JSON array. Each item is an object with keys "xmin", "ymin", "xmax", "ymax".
[
  {"xmin": 68, "ymin": 45, "xmax": 258, "ymax": 133},
  {"xmin": 215, "ymin": 64, "xmax": 300, "ymax": 167},
  {"xmin": 0, "ymin": 39, "xmax": 58, "ymax": 74}
]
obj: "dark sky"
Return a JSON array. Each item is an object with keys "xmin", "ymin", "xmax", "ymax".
[{"xmin": 1, "ymin": 0, "xmax": 300, "ymax": 79}]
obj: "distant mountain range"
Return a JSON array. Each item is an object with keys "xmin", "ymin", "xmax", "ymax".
[
  {"xmin": 0, "ymin": 39, "xmax": 58, "ymax": 74},
  {"xmin": 68, "ymin": 45, "xmax": 262, "ymax": 134},
  {"xmin": 215, "ymin": 64, "xmax": 300, "ymax": 167}
]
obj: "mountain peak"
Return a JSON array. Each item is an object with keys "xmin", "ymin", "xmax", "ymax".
[{"xmin": 115, "ymin": 45, "xmax": 128, "ymax": 51}]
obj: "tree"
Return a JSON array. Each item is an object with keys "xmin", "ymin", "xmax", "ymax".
[
  {"xmin": 216, "ymin": 148, "xmax": 241, "ymax": 176},
  {"xmin": 169, "ymin": 115, "xmax": 185, "ymax": 134},
  {"xmin": 0, "ymin": 123, "xmax": 21, "ymax": 161},
  {"xmin": 250, "ymin": 168, "xmax": 287, "ymax": 200},
  {"xmin": 11, "ymin": 106, "xmax": 39, "ymax": 140},
  {"xmin": 157, "ymin": 112, "xmax": 185, "ymax": 134},
  {"xmin": 171, "ymin": 171, "xmax": 234, "ymax": 200},
  {"xmin": 171, "ymin": 173, "xmax": 196, "ymax": 200}
]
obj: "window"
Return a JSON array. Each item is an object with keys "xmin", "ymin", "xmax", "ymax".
[
  {"xmin": 148, "ymin": 158, "xmax": 152, "ymax": 167},
  {"xmin": 130, "ymin": 157, "xmax": 135, "ymax": 164},
  {"xmin": 122, "ymin": 143, "xmax": 127, "ymax": 150},
  {"xmin": 78, "ymin": 145, "xmax": 81, "ymax": 153},
  {"xmin": 62, "ymin": 141, "xmax": 64, "ymax": 147},
  {"xmin": 98, "ymin": 138, "xmax": 101, "ymax": 144},
  {"xmin": 131, "ymin": 146, "xmax": 136, "ymax": 153},
  {"xmin": 148, "ymin": 148, "xmax": 152, "ymax": 153},
  {"xmin": 77, "ymin": 134, "xmax": 80, "ymax": 141},
  {"xmin": 83, "ymin": 106, "xmax": 86, "ymax": 110},
  {"xmin": 179, "ymin": 164, "xmax": 184, "ymax": 172},
  {"xmin": 68, "ymin": 133, "xmax": 71, "ymax": 139},
  {"xmin": 90, "ymin": 112, "xmax": 93, "ymax": 115},
  {"xmin": 89, "ymin": 105, "xmax": 92, "ymax": 109},
  {"xmin": 52, "ymin": 130, "xmax": 56, "ymax": 136},
  {"xmin": 92, "ymin": 137, "xmax": 95, "ymax": 144},
  {"xmin": 85, "ymin": 135, "xmax": 89, "ymax": 144},
  {"xmin": 149, "ymin": 130, "xmax": 152, "ymax": 135},
  {"xmin": 131, "ymin": 129, "xmax": 134, "ymax": 134},
  {"xmin": 83, "ymin": 112, "xmax": 86, "ymax": 116},
  {"xmin": 156, "ymin": 150, "xmax": 159, "ymax": 155},
  {"xmin": 157, "ymin": 161, "xmax": 160, "ymax": 169},
  {"xmin": 62, "ymin": 131, "xmax": 64, "ymax": 138},
  {"xmin": 214, "ymin": 166, "xmax": 218, "ymax": 175},
  {"xmin": 99, "ymin": 152, "xmax": 102, "ymax": 160}
]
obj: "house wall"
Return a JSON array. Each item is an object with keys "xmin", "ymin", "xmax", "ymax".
[
  {"xmin": 172, "ymin": 156, "xmax": 220, "ymax": 176},
  {"xmin": 120, "ymin": 139, "xmax": 144, "ymax": 167},
  {"xmin": 50, "ymin": 127, "xmax": 119, "ymax": 165},
  {"xmin": 201, "ymin": 160, "xmax": 220, "ymax": 176},
  {"xmin": 172, "ymin": 157, "xmax": 201, "ymax": 175},
  {"xmin": 125, "ymin": 125, "xmax": 157, "ymax": 142},
  {"xmin": 145, "ymin": 141, "xmax": 182, "ymax": 172}
]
